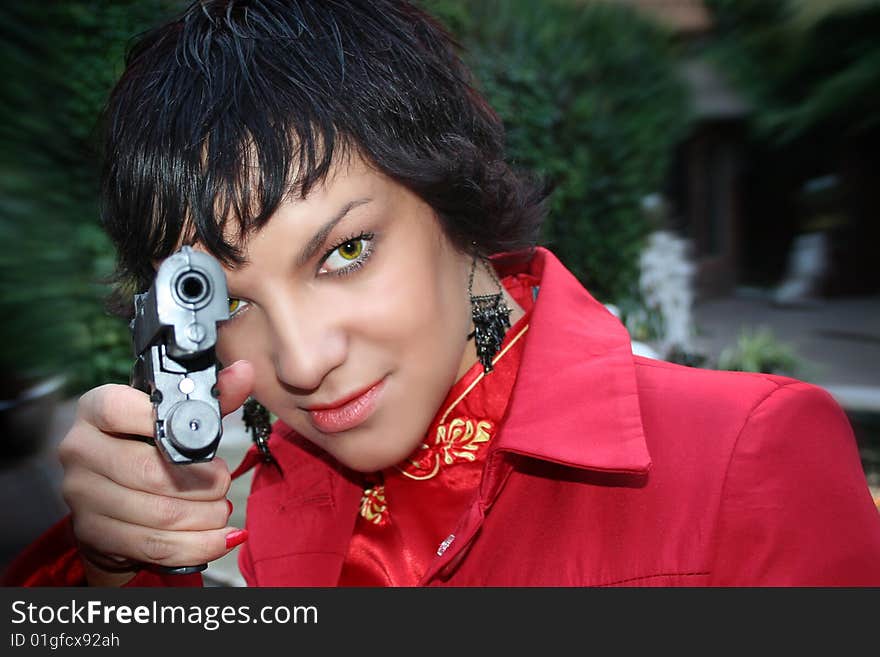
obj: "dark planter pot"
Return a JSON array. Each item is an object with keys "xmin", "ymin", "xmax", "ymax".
[{"xmin": 0, "ymin": 376, "xmax": 66, "ymax": 463}]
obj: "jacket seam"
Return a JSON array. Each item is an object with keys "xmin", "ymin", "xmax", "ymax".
[
  {"xmin": 597, "ymin": 571, "xmax": 710, "ymax": 586},
  {"xmin": 251, "ymin": 550, "xmax": 346, "ymax": 567},
  {"xmin": 634, "ymin": 359, "xmax": 791, "ymax": 386},
  {"xmin": 707, "ymin": 380, "xmax": 802, "ymax": 583}
]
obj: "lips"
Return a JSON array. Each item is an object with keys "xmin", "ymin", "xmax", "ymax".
[{"xmin": 306, "ymin": 379, "xmax": 386, "ymax": 434}]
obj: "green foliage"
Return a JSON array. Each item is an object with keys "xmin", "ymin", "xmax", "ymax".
[
  {"xmin": 716, "ymin": 327, "xmax": 801, "ymax": 377},
  {"xmin": 616, "ymin": 297, "xmax": 664, "ymax": 344},
  {"xmin": 0, "ymin": 2, "xmax": 186, "ymax": 396},
  {"xmin": 705, "ymin": 0, "xmax": 880, "ymax": 143},
  {"xmin": 422, "ymin": 0, "xmax": 692, "ymax": 301}
]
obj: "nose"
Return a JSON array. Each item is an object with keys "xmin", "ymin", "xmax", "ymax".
[{"xmin": 264, "ymin": 294, "xmax": 347, "ymax": 392}]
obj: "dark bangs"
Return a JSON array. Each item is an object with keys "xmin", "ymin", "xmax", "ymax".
[{"xmin": 101, "ymin": 0, "xmax": 547, "ymax": 312}]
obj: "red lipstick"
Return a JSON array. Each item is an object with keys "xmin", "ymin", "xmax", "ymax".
[{"xmin": 307, "ymin": 379, "xmax": 386, "ymax": 433}]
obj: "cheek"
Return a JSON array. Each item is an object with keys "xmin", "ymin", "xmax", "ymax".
[
  {"xmin": 215, "ymin": 322, "xmax": 271, "ymax": 376},
  {"xmin": 362, "ymin": 241, "xmax": 469, "ymax": 359},
  {"xmin": 215, "ymin": 331, "xmax": 240, "ymax": 367}
]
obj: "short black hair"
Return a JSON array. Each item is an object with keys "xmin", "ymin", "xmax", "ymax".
[{"xmin": 101, "ymin": 0, "xmax": 547, "ymax": 311}]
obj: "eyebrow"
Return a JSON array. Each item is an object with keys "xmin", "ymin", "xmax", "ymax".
[{"xmin": 296, "ymin": 197, "xmax": 373, "ymax": 267}]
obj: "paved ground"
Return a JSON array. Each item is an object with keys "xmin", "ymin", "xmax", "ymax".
[
  {"xmin": 692, "ymin": 290, "xmax": 880, "ymax": 410},
  {"xmin": 2, "ymin": 290, "xmax": 878, "ymax": 585}
]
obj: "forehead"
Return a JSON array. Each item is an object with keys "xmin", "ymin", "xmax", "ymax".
[{"xmin": 217, "ymin": 154, "xmax": 391, "ymax": 247}]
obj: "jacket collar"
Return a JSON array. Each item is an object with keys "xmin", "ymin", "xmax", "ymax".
[{"xmin": 490, "ymin": 247, "xmax": 651, "ymax": 475}]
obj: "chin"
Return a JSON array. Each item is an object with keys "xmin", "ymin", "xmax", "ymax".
[{"xmin": 328, "ymin": 436, "xmax": 424, "ymax": 474}]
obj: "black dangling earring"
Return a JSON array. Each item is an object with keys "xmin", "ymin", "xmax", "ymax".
[
  {"xmin": 242, "ymin": 397, "xmax": 280, "ymax": 471},
  {"xmin": 467, "ymin": 256, "xmax": 511, "ymax": 374}
]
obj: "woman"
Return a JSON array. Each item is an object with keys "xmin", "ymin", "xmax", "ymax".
[{"xmin": 6, "ymin": 0, "xmax": 880, "ymax": 587}]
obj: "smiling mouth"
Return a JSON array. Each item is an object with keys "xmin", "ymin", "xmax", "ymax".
[{"xmin": 306, "ymin": 379, "xmax": 386, "ymax": 434}]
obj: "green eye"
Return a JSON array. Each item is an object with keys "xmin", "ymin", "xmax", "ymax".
[
  {"xmin": 338, "ymin": 240, "xmax": 363, "ymax": 261},
  {"xmin": 320, "ymin": 233, "xmax": 375, "ymax": 276},
  {"xmin": 228, "ymin": 297, "xmax": 247, "ymax": 316}
]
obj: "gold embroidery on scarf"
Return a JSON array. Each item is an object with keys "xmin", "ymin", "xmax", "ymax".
[
  {"xmin": 438, "ymin": 418, "xmax": 492, "ymax": 464},
  {"xmin": 399, "ymin": 443, "xmax": 441, "ymax": 481},
  {"xmin": 359, "ymin": 484, "xmax": 389, "ymax": 525},
  {"xmin": 398, "ymin": 418, "xmax": 494, "ymax": 481}
]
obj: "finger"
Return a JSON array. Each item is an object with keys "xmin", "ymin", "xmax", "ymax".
[
  {"xmin": 77, "ymin": 384, "xmax": 154, "ymax": 438},
  {"xmin": 78, "ymin": 361, "xmax": 254, "ymax": 439},
  {"xmin": 216, "ymin": 359, "xmax": 255, "ymax": 417},
  {"xmin": 74, "ymin": 513, "xmax": 246, "ymax": 570},
  {"xmin": 62, "ymin": 426, "xmax": 231, "ymax": 501},
  {"xmin": 67, "ymin": 470, "xmax": 232, "ymax": 531}
]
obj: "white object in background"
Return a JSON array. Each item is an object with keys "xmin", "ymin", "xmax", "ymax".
[
  {"xmin": 604, "ymin": 303, "xmax": 621, "ymax": 319},
  {"xmin": 639, "ymin": 230, "xmax": 696, "ymax": 358},
  {"xmin": 773, "ymin": 232, "xmax": 828, "ymax": 306},
  {"xmin": 821, "ymin": 385, "xmax": 880, "ymax": 414},
  {"xmin": 631, "ymin": 340, "xmax": 661, "ymax": 360}
]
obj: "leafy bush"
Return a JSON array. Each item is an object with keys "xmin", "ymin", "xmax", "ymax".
[
  {"xmin": 0, "ymin": 5, "xmax": 85, "ymax": 395},
  {"xmin": 706, "ymin": 0, "xmax": 880, "ymax": 144},
  {"xmin": 423, "ymin": 0, "xmax": 692, "ymax": 301},
  {"xmin": 716, "ymin": 327, "xmax": 801, "ymax": 377},
  {"xmin": 0, "ymin": 2, "xmax": 186, "ymax": 395}
]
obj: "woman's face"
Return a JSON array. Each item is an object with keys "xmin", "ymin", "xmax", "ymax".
[{"xmin": 213, "ymin": 156, "xmax": 475, "ymax": 472}]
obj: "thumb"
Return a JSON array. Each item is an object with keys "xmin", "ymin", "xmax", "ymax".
[{"xmin": 216, "ymin": 360, "xmax": 256, "ymax": 417}]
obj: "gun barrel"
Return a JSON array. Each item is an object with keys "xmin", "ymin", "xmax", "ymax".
[
  {"xmin": 131, "ymin": 247, "xmax": 230, "ymax": 359},
  {"xmin": 175, "ymin": 269, "xmax": 211, "ymax": 306}
]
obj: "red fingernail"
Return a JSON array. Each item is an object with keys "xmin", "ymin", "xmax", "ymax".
[
  {"xmin": 225, "ymin": 529, "xmax": 248, "ymax": 549},
  {"xmin": 226, "ymin": 499, "xmax": 234, "ymax": 516}
]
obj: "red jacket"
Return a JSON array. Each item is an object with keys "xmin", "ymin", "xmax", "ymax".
[
  {"xmin": 236, "ymin": 248, "xmax": 880, "ymax": 586},
  {"xmin": 7, "ymin": 248, "xmax": 880, "ymax": 586}
]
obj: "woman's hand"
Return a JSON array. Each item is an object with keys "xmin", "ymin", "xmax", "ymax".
[{"xmin": 58, "ymin": 360, "xmax": 255, "ymax": 586}]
